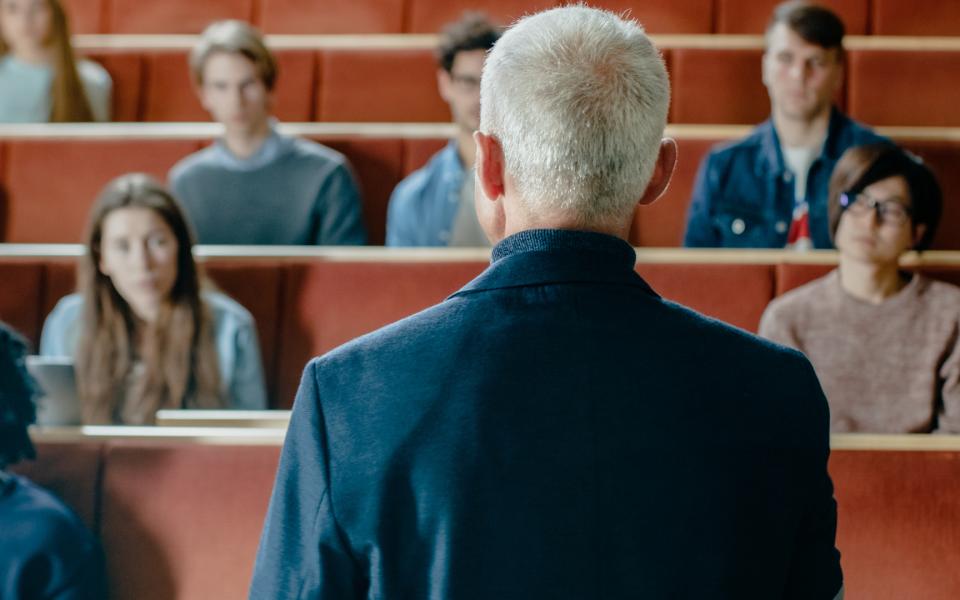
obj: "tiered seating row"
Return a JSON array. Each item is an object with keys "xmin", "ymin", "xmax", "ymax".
[
  {"xmin": 61, "ymin": 0, "xmax": 960, "ymax": 35},
  {"xmin": 12, "ymin": 433, "xmax": 960, "ymax": 600},
  {"xmin": 3, "ymin": 249, "xmax": 960, "ymax": 408},
  {"xmin": 2, "ymin": 125, "xmax": 958, "ymax": 248},
  {"xmin": 73, "ymin": 41, "xmax": 960, "ymax": 126}
]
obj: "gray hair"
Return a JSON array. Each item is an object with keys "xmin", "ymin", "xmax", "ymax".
[{"xmin": 480, "ymin": 6, "xmax": 670, "ymax": 227}]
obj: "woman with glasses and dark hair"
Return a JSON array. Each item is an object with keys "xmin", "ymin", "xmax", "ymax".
[
  {"xmin": 759, "ymin": 142, "xmax": 960, "ymax": 433},
  {"xmin": 0, "ymin": 321, "xmax": 106, "ymax": 598}
]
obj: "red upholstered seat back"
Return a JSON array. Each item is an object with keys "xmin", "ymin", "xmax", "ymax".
[
  {"xmin": 831, "ymin": 449, "xmax": 960, "ymax": 600},
  {"xmin": 316, "ymin": 48, "xmax": 447, "ymax": 122},
  {"xmin": 98, "ymin": 442, "xmax": 280, "ymax": 600},
  {"xmin": 260, "ymin": 0, "xmax": 405, "ymax": 33},
  {"xmin": 715, "ymin": 0, "xmax": 868, "ymax": 34},
  {"xmin": 669, "ymin": 47, "xmax": 769, "ymax": 125},
  {"xmin": 0, "ymin": 261, "xmax": 45, "ymax": 347},
  {"xmin": 848, "ymin": 50, "xmax": 960, "ymax": 127},
  {"xmin": 105, "ymin": 0, "xmax": 255, "ymax": 34},
  {"xmin": 636, "ymin": 262, "xmax": 776, "ymax": 332},
  {"xmin": 1, "ymin": 139, "xmax": 201, "ymax": 243},
  {"xmin": 871, "ymin": 0, "xmax": 960, "ymax": 35},
  {"xmin": 275, "ymin": 260, "xmax": 486, "ymax": 405},
  {"xmin": 10, "ymin": 441, "xmax": 105, "ymax": 531}
]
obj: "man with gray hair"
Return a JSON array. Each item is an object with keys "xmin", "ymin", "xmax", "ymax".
[{"xmin": 251, "ymin": 6, "xmax": 843, "ymax": 599}]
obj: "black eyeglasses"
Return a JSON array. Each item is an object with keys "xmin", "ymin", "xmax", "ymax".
[{"xmin": 839, "ymin": 192, "xmax": 912, "ymax": 225}]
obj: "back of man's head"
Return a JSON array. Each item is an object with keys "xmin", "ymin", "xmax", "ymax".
[
  {"xmin": 767, "ymin": 1, "xmax": 845, "ymax": 52},
  {"xmin": 0, "ymin": 323, "xmax": 36, "ymax": 469},
  {"xmin": 480, "ymin": 6, "xmax": 669, "ymax": 228}
]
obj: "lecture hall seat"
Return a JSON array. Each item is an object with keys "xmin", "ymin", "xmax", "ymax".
[
  {"xmin": 871, "ymin": 0, "xmax": 960, "ymax": 36},
  {"xmin": 259, "ymin": 0, "xmax": 405, "ymax": 34},
  {"xmin": 714, "ymin": 0, "xmax": 869, "ymax": 34},
  {"xmin": 104, "ymin": 0, "xmax": 255, "ymax": 34},
  {"xmin": 847, "ymin": 50, "xmax": 960, "ymax": 127}
]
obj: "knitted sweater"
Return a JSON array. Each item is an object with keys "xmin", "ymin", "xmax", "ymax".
[{"xmin": 759, "ymin": 269, "xmax": 960, "ymax": 433}]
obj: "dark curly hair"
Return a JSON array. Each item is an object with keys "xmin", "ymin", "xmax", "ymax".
[{"xmin": 0, "ymin": 322, "xmax": 38, "ymax": 468}]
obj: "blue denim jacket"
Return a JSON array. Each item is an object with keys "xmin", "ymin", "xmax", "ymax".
[
  {"xmin": 684, "ymin": 109, "xmax": 886, "ymax": 248},
  {"xmin": 386, "ymin": 141, "xmax": 465, "ymax": 247}
]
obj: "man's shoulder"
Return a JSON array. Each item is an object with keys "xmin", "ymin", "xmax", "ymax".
[
  {"xmin": 169, "ymin": 144, "xmax": 221, "ymax": 183},
  {"xmin": 1, "ymin": 475, "xmax": 94, "ymax": 549},
  {"xmin": 284, "ymin": 135, "xmax": 349, "ymax": 169},
  {"xmin": 701, "ymin": 123, "xmax": 769, "ymax": 169},
  {"xmin": 390, "ymin": 145, "xmax": 458, "ymax": 207}
]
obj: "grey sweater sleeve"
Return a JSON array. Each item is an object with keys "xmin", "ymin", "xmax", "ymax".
[{"xmin": 315, "ymin": 162, "xmax": 367, "ymax": 246}]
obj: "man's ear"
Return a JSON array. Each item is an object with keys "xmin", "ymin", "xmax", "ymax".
[
  {"xmin": 637, "ymin": 138, "xmax": 677, "ymax": 206},
  {"xmin": 437, "ymin": 69, "xmax": 452, "ymax": 103},
  {"xmin": 474, "ymin": 131, "xmax": 506, "ymax": 203}
]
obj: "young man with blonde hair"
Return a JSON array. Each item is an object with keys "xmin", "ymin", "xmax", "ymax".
[{"xmin": 170, "ymin": 20, "xmax": 365, "ymax": 245}]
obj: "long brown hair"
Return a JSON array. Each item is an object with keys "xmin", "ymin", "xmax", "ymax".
[
  {"xmin": 76, "ymin": 174, "xmax": 222, "ymax": 424},
  {"xmin": 0, "ymin": 0, "xmax": 94, "ymax": 121}
]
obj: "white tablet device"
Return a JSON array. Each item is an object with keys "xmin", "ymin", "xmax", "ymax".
[{"xmin": 25, "ymin": 356, "xmax": 81, "ymax": 426}]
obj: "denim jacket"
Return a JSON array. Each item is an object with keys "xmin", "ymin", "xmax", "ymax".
[
  {"xmin": 683, "ymin": 109, "xmax": 886, "ymax": 248},
  {"xmin": 386, "ymin": 141, "xmax": 466, "ymax": 247}
]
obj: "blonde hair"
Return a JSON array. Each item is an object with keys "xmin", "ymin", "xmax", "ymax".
[
  {"xmin": 190, "ymin": 20, "xmax": 277, "ymax": 90},
  {"xmin": 0, "ymin": 0, "xmax": 95, "ymax": 121}
]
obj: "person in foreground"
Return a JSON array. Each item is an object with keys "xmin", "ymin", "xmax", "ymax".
[
  {"xmin": 0, "ymin": 0, "xmax": 111, "ymax": 122},
  {"xmin": 251, "ymin": 6, "xmax": 843, "ymax": 599},
  {"xmin": 760, "ymin": 143, "xmax": 958, "ymax": 433},
  {"xmin": 0, "ymin": 321, "xmax": 106, "ymax": 599},
  {"xmin": 169, "ymin": 20, "xmax": 365, "ymax": 245},
  {"xmin": 41, "ymin": 173, "xmax": 267, "ymax": 424}
]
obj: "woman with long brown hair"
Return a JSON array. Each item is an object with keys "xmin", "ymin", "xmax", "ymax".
[
  {"xmin": 39, "ymin": 173, "xmax": 266, "ymax": 424},
  {"xmin": 0, "ymin": 0, "xmax": 111, "ymax": 122}
]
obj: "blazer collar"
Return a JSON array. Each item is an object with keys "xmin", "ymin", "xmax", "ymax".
[{"xmin": 451, "ymin": 229, "xmax": 658, "ymax": 298}]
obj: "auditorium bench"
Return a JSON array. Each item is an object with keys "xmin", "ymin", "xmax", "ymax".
[
  {"xmin": 2, "ymin": 123, "xmax": 958, "ymax": 249},
  {"xmin": 60, "ymin": 0, "xmax": 960, "ymax": 35},
  {"xmin": 69, "ymin": 36, "xmax": 960, "ymax": 126},
  {"xmin": 3, "ymin": 247, "xmax": 960, "ymax": 408},
  {"xmin": 12, "ymin": 430, "xmax": 960, "ymax": 599}
]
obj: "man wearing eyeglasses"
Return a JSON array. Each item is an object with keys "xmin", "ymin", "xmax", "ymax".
[
  {"xmin": 684, "ymin": 1, "xmax": 887, "ymax": 249},
  {"xmin": 385, "ymin": 13, "xmax": 501, "ymax": 247}
]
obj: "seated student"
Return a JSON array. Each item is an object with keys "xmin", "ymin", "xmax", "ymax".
[
  {"xmin": 169, "ymin": 20, "xmax": 365, "ymax": 246},
  {"xmin": 0, "ymin": 0, "xmax": 111, "ymax": 122},
  {"xmin": 684, "ymin": 1, "xmax": 884, "ymax": 249},
  {"xmin": 386, "ymin": 13, "xmax": 500, "ymax": 247},
  {"xmin": 759, "ymin": 143, "xmax": 959, "ymax": 433},
  {"xmin": 0, "ymin": 321, "xmax": 107, "ymax": 599},
  {"xmin": 40, "ymin": 173, "xmax": 267, "ymax": 424}
]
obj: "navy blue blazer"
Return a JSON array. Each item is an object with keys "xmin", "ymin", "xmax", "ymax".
[{"xmin": 250, "ymin": 229, "xmax": 842, "ymax": 599}]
